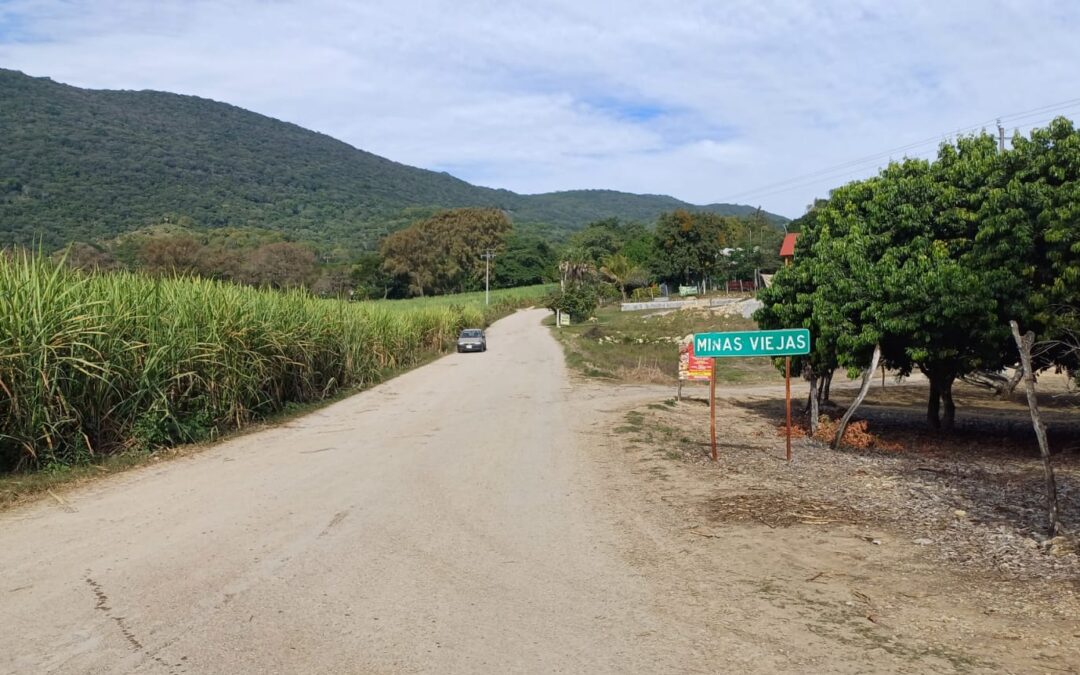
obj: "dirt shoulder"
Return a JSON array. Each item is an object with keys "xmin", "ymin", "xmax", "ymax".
[{"xmin": 570, "ymin": 377, "xmax": 1080, "ymax": 673}]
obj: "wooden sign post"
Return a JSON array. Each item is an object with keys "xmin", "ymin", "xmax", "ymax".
[
  {"xmin": 710, "ymin": 357, "xmax": 717, "ymax": 462},
  {"xmin": 692, "ymin": 328, "xmax": 811, "ymax": 463},
  {"xmin": 785, "ymin": 356, "xmax": 792, "ymax": 462}
]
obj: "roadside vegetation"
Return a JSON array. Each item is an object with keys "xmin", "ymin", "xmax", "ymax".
[
  {"xmin": 378, "ymin": 284, "xmax": 552, "ymax": 311},
  {"xmin": 0, "ymin": 252, "xmax": 547, "ymax": 477},
  {"xmin": 539, "ymin": 118, "xmax": 1079, "ymax": 540},
  {"xmin": 758, "ymin": 118, "xmax": 1080, "ymax": 432},
  {"xmin": 550, "ymin": 304, "xmax": 776, "ymax": 384}
]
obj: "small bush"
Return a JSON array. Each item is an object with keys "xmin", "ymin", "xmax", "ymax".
[
  {"xmin": 631, "ymin": 285, "xmax": 659, "ymax": 301},
  {"xmin": 546, "ymin": 283, "xmax": 599, "ymax": 323}
]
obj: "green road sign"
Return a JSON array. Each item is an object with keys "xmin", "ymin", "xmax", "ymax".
[{"xmin": 693, "ymin": 328, "xmax": 810, "ymax": 358}]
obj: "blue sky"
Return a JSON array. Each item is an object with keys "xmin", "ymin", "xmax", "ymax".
[{"xmin": 2, "ymin": 0, "xmax": 1080, "ymax": 218}]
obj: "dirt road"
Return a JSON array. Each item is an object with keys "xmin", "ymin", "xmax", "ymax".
[
  {"xmin": 0, "ymin": 309, "xmax": 711, "ymax": 673},
  {"xmin": 2, "ymin": 309, "xmax": 1075, "ymax": 674}
]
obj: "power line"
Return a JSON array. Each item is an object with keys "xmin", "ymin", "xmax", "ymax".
[
  {"xmin": 728, "ymin": 103, "xmax": 1080, "ymax": 201},
  {"xmin": 720, "ymin": 97, "xmax": 1080, "ymax": 203},
  {"xmin": 726, "ymin": 110, "xmax": 1080, "ymax": 203}
]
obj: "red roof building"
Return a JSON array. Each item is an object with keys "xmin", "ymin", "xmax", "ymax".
[{"xmin": 779, "ymin": 232, "xmax": 799, "ymax": 264}]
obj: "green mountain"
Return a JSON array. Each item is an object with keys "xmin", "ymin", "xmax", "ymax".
[{"xmin": 0, "ymin": 69, "xmax": 786, "ymax": 251}]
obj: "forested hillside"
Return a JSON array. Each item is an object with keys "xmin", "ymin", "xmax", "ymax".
[{"xmin": 0, "ymin": 69, "xmax": 785, "ymax": 251}]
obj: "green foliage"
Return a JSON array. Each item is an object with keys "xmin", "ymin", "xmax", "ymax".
[
  {"xmin": 492, "ymin": 233, "xmax": 557, "ymax": 288},
  {"xmin": 756, "ymin": 118, "xmax": 1080, "ymax": 430},
  {"xmin": 725, "ymin": 246, "xmax": 766, "ymax": 282},
  {"xmin": 998, "ymin": 118, "xmax": 1080, "ymax": 367},
  {"xmin": 0, "ymin": 69, "xmax": 785, "ymax": 253},
  {"xmin": 620, "ymin": 230, "xmax": 656, "ymax": 268},
  {"xmin": 557, "ymin": 248, "xmax": 598, "ymax": 287},
  {"xmin": 565, "ymin": 218, "xmax": 655, "ymax": 272},
  {"xmin": 0, "ymin": 252, "xmax": 545, "ymax": 472},
  {"xmin": 380, "ymin": 208, "xmax": 511, "ymax": 296},
  {"xmin": 631, "ymin": 284, "xmax": 661, "ymax": 301},
  {"xmin": 566, "ymin": 218, "xmax": 624, "ymax": 264},
  {"xmin": 376, "ymin": 284, "xmax": 553, "ymax": 312},
  {"xmin": 755, "ymin": 239, "xmax": 834, "ymax": 379},
  {"xmin": 651, "ymin": 210, "xmax": 738, "ymax": 284},
  {"xmin": 546, "ymin": 282, "xmax": 599, "ymax": 323},
  {"xmin": 599, "ymin": 253, "xmax": 648, "ymax": 300},
  {"xmin": 350, "ymin": 252, "xmax": 403, "ymax": 300}
]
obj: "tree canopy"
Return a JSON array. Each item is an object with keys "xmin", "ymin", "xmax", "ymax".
[
  {"xmin": 756, "ymin": 118, "xmax": 1080, "ymax": 430},
  {"xmin": 380, "ymin": 208, "xmax": 511, "ymax": 297},
  {"xmin": 651, "ymin": 210, "xmax": 737, "ymax": 286}
]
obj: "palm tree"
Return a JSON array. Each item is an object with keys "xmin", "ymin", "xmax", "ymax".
[
  {"xmin": 600, "ymin": 253, "xmax": 646, "ymax": 300},
  {"xmin": 558, "ymin": 248, "xmax": 595, "ymax": 290}
]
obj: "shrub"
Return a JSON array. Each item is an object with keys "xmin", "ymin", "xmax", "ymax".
[{"xmin": 546, "ymin": 282, "xmax": 599, "ymax": 323}]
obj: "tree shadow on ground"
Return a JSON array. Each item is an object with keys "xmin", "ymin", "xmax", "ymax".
[{"xmin": 724, "ymin": 395, "xmax": 1080, "ymax": 537}]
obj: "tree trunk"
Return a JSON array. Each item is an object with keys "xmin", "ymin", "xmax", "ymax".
[
  {"xmin": 832, "ymin": 345, "xmax": 881, "ymax": 449},
  {"xmin": 808, "ymin": 371, "xmax": 820, "ymax": 434},
  {"xmin": 999, "ymin": 366, "xmax": 1024, "ymax": 400},
  {"xmin": 822, "ymin": 371, "xmax": 833, "ymax": 402},
  {"xmin": 941, "ymin": 374, "xmax": 957, "ymax": 432},
  {"xmin": 802, "ymin": 365, "xmax": 813, "ymax": 412},
  {"xmin": 1010, "ymin": 321, "xmax": 1064, "ymax": 536},
  {"xmin": 927, "ymin": 375, "xmax": 941, "ymax": 429}
]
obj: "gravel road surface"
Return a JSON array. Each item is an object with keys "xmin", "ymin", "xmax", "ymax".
[{"xmin": 0, "ymin": 309, "xmax": 721, "ymax": 674}]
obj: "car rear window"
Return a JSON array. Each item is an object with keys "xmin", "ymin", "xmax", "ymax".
[{"xmin": 461, "ymin": 329, "xmax": 482, "ymax": 337}]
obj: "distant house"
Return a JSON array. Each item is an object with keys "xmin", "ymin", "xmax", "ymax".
[{"xmin": 779, "ymin": 233, "xmax": 799, "ymax": 266}]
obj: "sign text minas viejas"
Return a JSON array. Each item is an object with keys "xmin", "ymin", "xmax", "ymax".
[{"xmin": 695, "ymin": 332, "xmax": 808, "ymax": 355}]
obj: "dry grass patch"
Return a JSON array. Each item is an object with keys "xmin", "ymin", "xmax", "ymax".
[{"xmin": 703, "ymin": 491, "xmax": 863, "ymax": 529}]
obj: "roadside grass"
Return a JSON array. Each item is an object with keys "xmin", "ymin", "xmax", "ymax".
[
  {"xmin": 0, "ymin": 253, "xmax": 545, "ymax": 502},
  {"xmin": 371, "ymin": 284, "xmax": 553, "ymax": 311},
  {"xmin": 549, "ymin": 304, "xmax": 779, "ymax": 384},
  {"xmin": 0, "ymin": 349, "xmax": 448, "ymax": 510}
]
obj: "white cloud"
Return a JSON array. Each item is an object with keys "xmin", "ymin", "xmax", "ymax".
[{"xmin": 2, "ymin": 0, "xmax": 1079, "ymax": 217}]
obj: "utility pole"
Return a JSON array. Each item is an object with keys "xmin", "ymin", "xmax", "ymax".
[
  {"xmin": 997, "ymin": 119, "xmax": 1006, "ymax": 153},
  {"xmin": 481, "ymin": 250, "xmax": 494, "ymax": 305}
]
